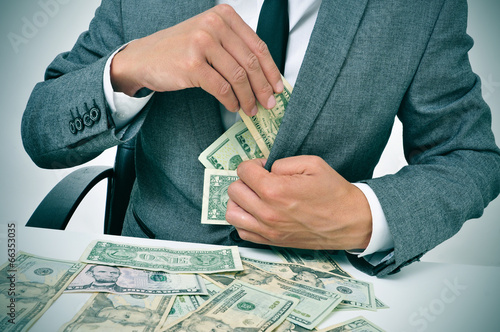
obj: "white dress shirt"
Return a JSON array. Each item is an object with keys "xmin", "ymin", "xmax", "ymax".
[{"xmin": 103, "ymin": 0, "xmax": 394, "ymax": 258}]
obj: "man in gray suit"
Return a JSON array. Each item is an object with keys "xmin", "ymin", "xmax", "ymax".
[{"xmin": 22, "ymin": 0, "xmax": 500, "ymax": 277}]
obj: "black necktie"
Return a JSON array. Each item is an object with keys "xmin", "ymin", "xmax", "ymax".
[{"xmin": 256, "ymin": 0, "xmax": 289, "ymax": 75}]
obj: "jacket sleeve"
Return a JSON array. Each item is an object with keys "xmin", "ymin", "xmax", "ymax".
[
  {"xmin": 361, "ymin": 0, "xmax": 500, "ymax": 276},
  {"xmin": 21, "ymin": 0, "xmax": 148, "ymax": 169}
]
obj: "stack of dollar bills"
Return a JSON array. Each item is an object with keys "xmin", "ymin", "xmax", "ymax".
[
  {"xmin": 199, "ymin": 77, "xmax": 292, "ymax": 225},
  {"xmin": 1, "ymin": 241, "xmax": 387, "ymax": 331}
]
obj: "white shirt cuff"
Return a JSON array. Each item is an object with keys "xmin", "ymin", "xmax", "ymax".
[
  {"xmin": 103, "ymin": 43, "xmax": 154, "ymax": 130},
  {"xmin": 349, "ymin": 183, "xmax": 394, "ymax": 257}
]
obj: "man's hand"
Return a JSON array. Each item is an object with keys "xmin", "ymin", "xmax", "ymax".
[
  {"xmin": 226, "ymin": 156, "xmax": 373, "ymax": 250},
  {"xmin": 110, "ymin": 4, "xmax": 283, "ymax": 116}
]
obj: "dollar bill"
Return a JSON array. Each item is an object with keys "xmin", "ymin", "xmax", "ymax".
[
  {"xmin": 375, "ymin": 297, "xmax": 389, "ymax": 309},
  {"xmin": 161, "ymin": 281, "xmax": 299, "ymax": 332},
  {"xmin": 239, "ymin": 77, "xmax": 293, "ymax": 157},
  {"xmin": 66, "ymin": 264, "xmax": 208, "ymax": 295},
  {"xmin": 198, "ymin": 121, "xmax": 248, "ymax": 170},
  {"xmin": 335, "ymin": 297, "xmax": 390, "ymax": 311},
  {"xmin": 201, "ymin": 168, "xmax": 239, "ymax": 225},
  {"xmin": 163, "ymin": 294, "xmax": 207, "ymax": 327},
  {"xmin": 272, "ymin": 247, "xmax": 352, "ymax": 278},
  {"xmin": 203, "ymin": 261, "xmax": 344, "ymax": 329},
  {"xmin": 0, "ymin": 252, "xmax": 84, "ymax": 332},
  {"xmin": 241, "ymin": 257, "xmax": 377, "ymax": 311},
  {"xmin": 59, "ymin": 292, "xmax": 174, "ymax": 332},
  {"xmin": 80, "ymin": 240, "xmax": 243, "ymax": 273},
  {"xmin": 317, "ymin": 316, "xmax": 386, "ymax": 332},
  {"xmin": 228, "ymin": 119, "xmax": 264, "ymax": 160},
  {"xmin": 162, "ymin": 279, "xmax": 222, "ymax": 327}
]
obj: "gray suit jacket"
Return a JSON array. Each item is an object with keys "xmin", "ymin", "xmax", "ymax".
[{"xmin": 22, "ymin": 0, "xmax": 500, "ymax": 276}]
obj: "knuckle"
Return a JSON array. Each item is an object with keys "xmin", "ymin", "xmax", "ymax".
[
  {"xmin": 232, "ymin": 66, "xmax": 248, "ymax": 84},
  {"xmin": 238, "ymin": 231, "xmax": 252, "ymax": 242},
  {"xmin": 246, "ymin": 53, "xmax": 260, "ymax": 72},
  {"xmin": 309, "ymin": 155, "xmax": 325, "ymax": 168},
  {"xmin": 260, "ymin": 208, "xmax": 280, "ymax": 224},
  {"xmin": 255, "ymin": 39, "xmax": 270, "ymax": 57},
  {"xmin": 218, "ymin": 81, "xmax": 233, "ymax": 97},
  {"xmin": 256, "ymin": 83, "xmax": 274, "ymax": 97},
  {"xmin": 265, "ymin": 229, "xmax": 284, "ymax": 243},
  {"xmin": 214, "ymin": 3, "xmax": 235, "ymax": 16},
  {"xmin": 226, "ymin": 181, "xmax": 238, "ymax": 197},
  {"xmin": 260, "ymin": 185, "xmax": 280, "ymax": 201},
  {"xmin": 184, "ymin": 56, "xmax": 203, "ymax": 72},
  {"xmin": 225, "ymin": 206, "xmax": 236, "ymax": 222},
  {"xmin": 202, "ymin": 12, "xmax": 225, "ymax": 30},
  {"xmin": 240, "ymin": 95, "xmax": 256, "ymax": 111},
  {"xmin": 191, "ymin": 29, "xmax": 212, "ymax": 47}
]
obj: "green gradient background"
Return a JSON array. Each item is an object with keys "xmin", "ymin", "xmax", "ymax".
[{"xmin": 0, "ymin": 0, "xmax": 499, "ymax": 268}]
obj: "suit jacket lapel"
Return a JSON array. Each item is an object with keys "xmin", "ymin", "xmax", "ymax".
[{"xmin": 266, "ymin": 0, "xmax": 369, "ymax": 168}]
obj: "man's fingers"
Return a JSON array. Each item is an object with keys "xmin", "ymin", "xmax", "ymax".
[
  {"xmin": 214, "ymin": 26, "xmax": 277, "ymax": 111},
  {"xmin": 270, "ymin": 155, "xmax": 326, "ymax": 176},
  {"xmin": 226, "ymin": 198, "xmax": 273, "ymax": 245},
  {"xmin": 236, "ymin": 159, "xmax": 270, "ymax": 195},
  {"xmin": 227, "ymin": 177, "xmax": 264, "ymax": 218},
  {"xmin": 195, "ymin": 62, "xmax": 240, "ymax": 113},
  {"xmin": 212, "ymin": 4, "xmax": 284, "ymax": 95}
]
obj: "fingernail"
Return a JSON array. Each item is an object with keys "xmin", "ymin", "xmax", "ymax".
[
  {"xmin": 276, "ymin": 79, "xmax": 284, "ymax": 93},
  {"xmin": 250, "ymin": 105, "xmax": 258, "ymax": 116},
  {"xmin": 267, "ymin": 95, "xmax": 276, "ymax": 109}
]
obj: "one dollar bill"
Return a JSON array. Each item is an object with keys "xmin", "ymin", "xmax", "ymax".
[
  {"xmin": 80, "ymin": 240, "xmax": 243, "ymax": 273},
  {"xmin": 201, "ymin": 168, "xmax": 239, "ymax": 225},
  {"xmin": 161, "ymin": 281, "xmax": 299, "ymax": 332},
  {"xmin": 0, "ymin": 252, "xmax": 85, "ymax": 332}
]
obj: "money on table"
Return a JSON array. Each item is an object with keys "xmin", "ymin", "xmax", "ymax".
[
  {"xmin": 0, "ymin": 252, "xmax": 85, "ymax": 332},
  {"xmin": 80, "ymin": 240, "xmax": 243, "ymax": 273},
  {"xmin": 161, "ymin": 281, "xmax": 299, "ymax": 332},
  {"xmin": 203, "ymin": 261, "xmax": 344, "ymax": 329},
  {"xmin": 66, "ymin": 264, "xmax": 208, "ymax": 295},
  {"xmin": 59, "ymin": 292, "xmax": 174, "ymax": 332},
  {"xmin": 241, "ymin": 256, "xmax": 377, "ymax": 311}
]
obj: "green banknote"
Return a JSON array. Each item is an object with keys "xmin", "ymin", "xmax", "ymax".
[
  {"xmin": 317, "ymin": 316, "xmax": 386, "ymax": 332},
  {"xmin": 59, "ymin": 292, "xmax": 174, "ymax": 332},
  {"xmin": 198, "ymin": 120, "xmax": 264, "ymax": 170},
  {"xmin": 161, "ymin": 281, "xmax": 299, "ymax": 332},
  {"xmin": 79, "ymin": 240, "xmax": 243, "ymax": 273},
  {"xmin": 0, "ymin": 252, "xmax": 85, "ymax": 332},
  {"xmin": 238, "ymin": 77, "xmax": 293, "ymax": 157},
  {"xmin": 231, "ymin": 120, "xmax": 265, "ymax": 160},
  {"xmin": 66, "ymin": 264, "xmax": 208, "ymax": 295},
  {"xmin": 203, "ymin": 261, "xmax": 344, "ymax": 329},
  {"xmin": 271, "ymin": 247, "xmax": 352, "ymax": 278},
  {"xmin": 241, "ymin": 257, "xmax": 377, "ymax": 311},
  {"xmin": 162, "ymin": 279, "xmax": 222, "ymax": 327},
  {"xmin": 198, "ymin": 122, "xmax": 247, "ymax": 170},
  {"xmin": 201, "ymin": 169, "xmax": 239, "ymax": 225}
]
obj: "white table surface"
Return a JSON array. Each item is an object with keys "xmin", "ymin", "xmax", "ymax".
[{"xmin": 2, "ymin": 226, "xmax": 500, "ymax": 332}]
